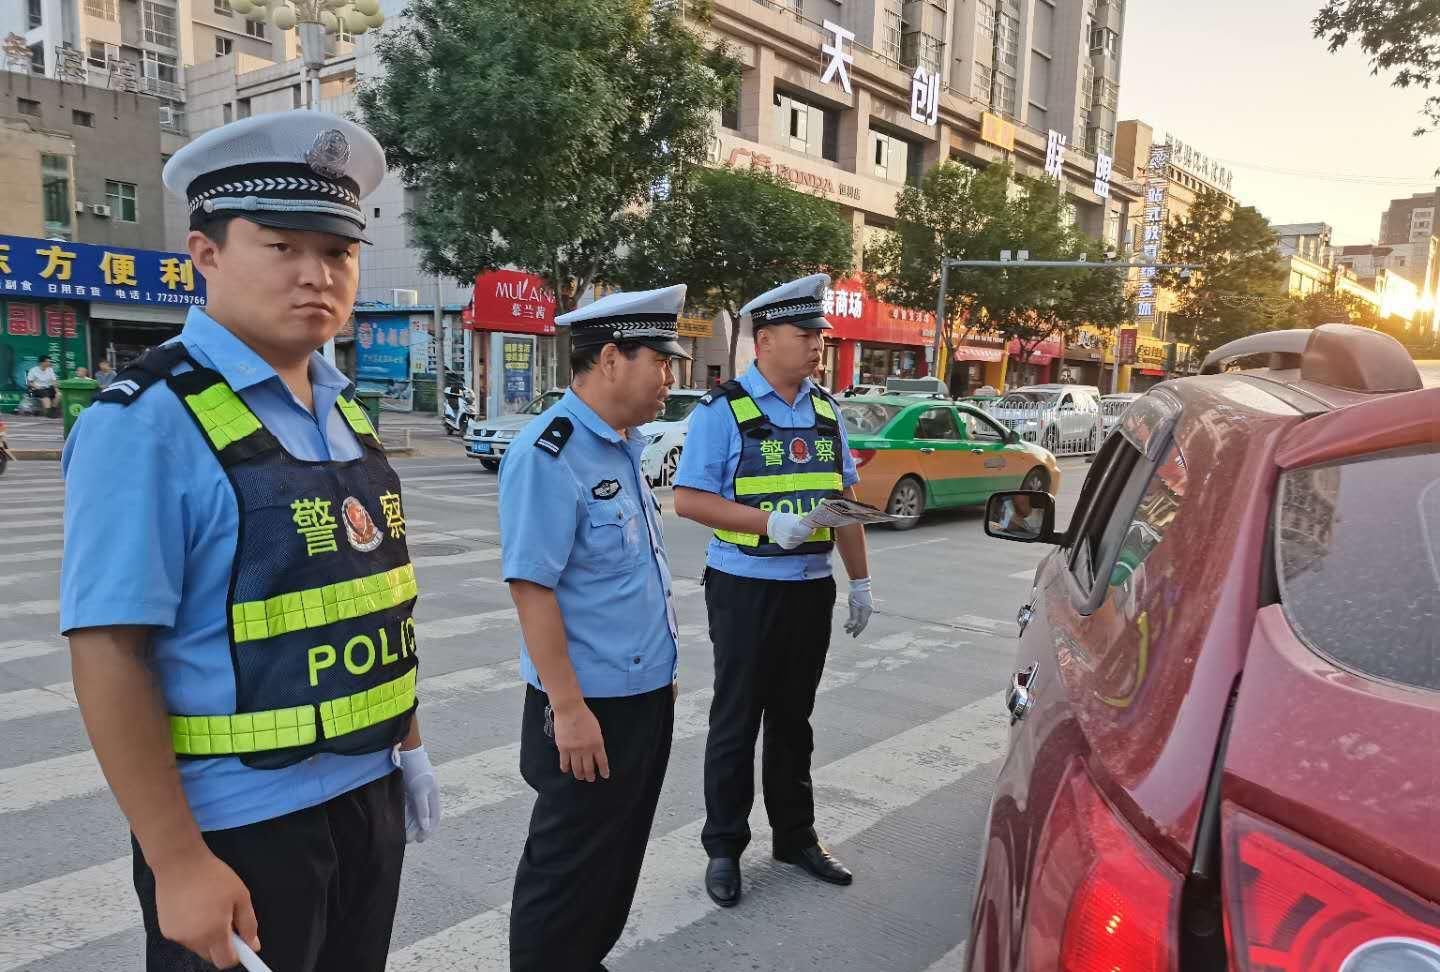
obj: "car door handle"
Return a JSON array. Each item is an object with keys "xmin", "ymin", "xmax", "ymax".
[
  {"xmin": 970, "ymin": 447, "xmax": 985, "ymax": 454},
  {"xmin": 918, "ymin": 447, "xmax": 935, "ymax": 454},
  {"xmin": 1007, "ymin": 663, "xmax": 1039, "ymax": 725}
]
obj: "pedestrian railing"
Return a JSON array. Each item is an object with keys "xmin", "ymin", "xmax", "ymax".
[{"xmin": 972, "ymin": 400, "xmax": 1105, "ymax": 458}]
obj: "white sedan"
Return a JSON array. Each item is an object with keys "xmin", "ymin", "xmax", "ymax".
[{"xmin": 640, "ymin": 389, "xmax": 707, "ymax": 486}]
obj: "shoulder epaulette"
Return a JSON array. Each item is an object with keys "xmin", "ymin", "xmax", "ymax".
[
  {"xmin": 699, "ymin": 379, "xmax": 744, "ymax": 407},
  {"xmin": 534, "ymin": 416, "xmax": 573, "ymax": 457},
  {"xmin": 96, "ymin": 343, "xmax": 190, "ymax": 406}
]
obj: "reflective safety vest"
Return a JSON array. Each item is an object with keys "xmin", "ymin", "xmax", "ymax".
[
  {"xmin": 101, "ymin": 344, "xmax": 419, "ymax": 769},
  {"xmin": 708, "ymin": 379, "xmax": 844, "ymax": 557}
]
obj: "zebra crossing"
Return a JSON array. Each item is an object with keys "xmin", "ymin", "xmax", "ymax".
[{"xmin": 0, "ymin": 457, "xmax": 1027, "ymax": 971}]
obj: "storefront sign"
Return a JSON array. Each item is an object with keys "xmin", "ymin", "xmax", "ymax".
[
  {"xmin": 1137, "ymin": 144, "xmax": 1170, "ymax": 320},
  {"xmin": 1007, "ymin": 337, "xmax": 1064, "ymax": 364},
  {"xmin": 501, "ymin": 334, "xmax": 536, "ymax": 414},
  {"xmin": 910, "ymin": 68, "xmax": 940, "ymax": 126},
  {"xmin": 954, "ymin": 345, "xmax": 1005, "ymax": 363},
  {"xmin": 981, "ymin": 112, "xmax": 1016, "ymax": 151},
  {"xmin": 1, "ymin": 299, "xmax": 88, "ymax": 409},
  {"xmin": 1116, "ymin": 327, "xmax": 1138, "ymax": 365},
  {"xmin": 1044, "ymin": 130, "xmax": 1067, "ymax": 179},
  {"xmin": 1094, "ymin": 153, "xmax": 1113, "ymax": 198},
  {"xmin": 1136, "ymin": 337, "xmax": 1169, "ymax": 369},
  {"xmin": 677, "ymin": 315, "xmax": 713, "ymax": 338},
  {"xmin": 1165, "ymin": 135, "xmax": 1233, "ymax": 192},
  {"xmin": 356, "ymin": 316, "xmax": 413, "ymax": 410},
  {"xmin": 0, "ymin": 234, "xmax": 205, "ymax": 307},
  {"xmin": 466, "ymin": 269, "xmax": 556, "ymax": 335},
  {"xmin": 825, "ymin": 277, "xmax": 935, "ymax": 346},
  {"xmin": 820, "ymin": 20, "xmax": 855, "ymax": 95}
]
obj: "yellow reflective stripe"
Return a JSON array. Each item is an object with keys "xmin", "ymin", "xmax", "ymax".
[
  {"xmin": 730, "ymin": 395, "xmax": 762, "ymax": 424},
  {"xmin": 812, "ymin": 394, "xmax": 836, "ymax": 421},
  {"xmin": 714, "ymin": 527, "xmax": 831, "ymax": 546},
  {"xmin": 733, "ymin": 472, "xmax": 843, "ymax": 496},
  {"xmin": 319, "ymin": 667, "xmax": 417, "ymax": 740},
  {"xmin": 171, "ymin": 704, "xmax": 316, "ymax": 756},
  {"xmin": 336, "ymin": 395, "xmax": 376, "ymax": 438},
  {"xmin": 182, "ymin": 382, "xmax": 263, "ymax": 451},
  {"xmin": 230, "ymin": 564, "xmax": 418, "ymax": 644}
]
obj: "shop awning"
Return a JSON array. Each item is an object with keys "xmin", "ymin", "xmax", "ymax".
[{"xmin": 955, "ymin": 346, "xmax": 1005, "ymax": 362}]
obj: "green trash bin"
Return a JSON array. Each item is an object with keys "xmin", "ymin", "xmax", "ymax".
[
  {"xmin": 57, "ymin": 377, "xmax": 100, "ymax": 440},
  {"xmin": 353, "ymin": 388, "xmax": 382, "ymax": 434}
]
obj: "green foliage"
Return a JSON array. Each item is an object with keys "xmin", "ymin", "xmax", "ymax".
[
  {"xmin": 1314, "ymin": 0, "xmax": 1440, "ymax": 133},
  {"xmin": 616, "ymin": 165, "xmax": 854, "ymax": 376},
  {"xmin": 866, "ymin": 162, "xmax": 1129, "ymax": 365},
  {"xmin": 356, "ymin": 0, "xmax": 739, "ymax": 322}
]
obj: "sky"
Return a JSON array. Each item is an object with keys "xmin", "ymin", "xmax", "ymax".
[{"xmin": 1116, "ymin": 0, "xmax": 1439, "ymax": 245}]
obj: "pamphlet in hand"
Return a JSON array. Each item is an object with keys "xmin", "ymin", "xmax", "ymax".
[{"xmin": 800, "ymin": 497, "xmax": 901, "ymax": 530}]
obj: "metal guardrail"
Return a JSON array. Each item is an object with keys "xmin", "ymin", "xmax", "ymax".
[{"xmin": 972, "ymin": 399, "xmax": 1105, "ymax": 457}]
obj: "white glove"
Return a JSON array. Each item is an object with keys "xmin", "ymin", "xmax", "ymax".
[
  {"xmin": 845, "ymin": 577, "xmax": 873, "ymax": 638},
  {"xmin": 767, "ymin": 510, "xmax": 814, "ymax": 550},
  {"xmin": 398, "ymin": 745, "xmax": 441, "ymax": 843}
]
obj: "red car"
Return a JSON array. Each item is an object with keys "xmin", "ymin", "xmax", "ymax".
[{"xmin": 968, "ymin": 324, "xmax": 1440, "ymax": 972}]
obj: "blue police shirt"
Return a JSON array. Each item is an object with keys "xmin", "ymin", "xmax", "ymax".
[
  {"xmin": 499, "ymin": 390, "xmax": 678, "ymax": 698},
  {"xmin": 674, "ymin": 365, "xmax": 860, "ymax": 582},
  {"xmin": 60, "ymin": 307, "xmax": 395, "ymax": 832}
]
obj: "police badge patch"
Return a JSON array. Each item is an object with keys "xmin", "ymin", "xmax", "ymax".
[
  {"xmin": 306, "ymin": 129, "xmax": 351, "ymax": 181},
  {"xmin": 591, "ymin": 479, "xmax": 621, "ymax": 500}
]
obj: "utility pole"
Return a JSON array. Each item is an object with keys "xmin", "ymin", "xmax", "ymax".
[{"xmin": 433, "ymin": 273, "xmax": 445, "ymax": 419}]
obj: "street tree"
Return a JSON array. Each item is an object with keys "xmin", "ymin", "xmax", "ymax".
[
  {"xmin": 1158, "ymin": 188, "xmax": 1287, "ymax": 356},
  {"xmin": 356, "ymin": 0, "xmax": 739, "ymax": 362},
  {"xmin": 1314, "ymin": 0, "xmax": 1440, "ymax": 132},
  {"xmin": 616, "ymin": 165, "xmax": 855, "ymax": 377},
  {"xmin": 867, "ymin": 162, "xmax": 1128, "ymax": 376}
]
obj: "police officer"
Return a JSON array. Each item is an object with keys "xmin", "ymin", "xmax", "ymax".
[
  {"xmin": 673, "ymin": 273, "xmax": 875, "ymax": 908},
  {"xmin": 60, "ymin": 112, "xmax": 440, "ymax": 972},
  {"xmin": 502, "ymin": 285, "xmax": 689, "ymax": 971}
]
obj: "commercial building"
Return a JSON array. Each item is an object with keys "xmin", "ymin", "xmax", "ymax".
[{"xmin": 1274, "ymin": 223, "xmax": 1334, "ymax": 299}]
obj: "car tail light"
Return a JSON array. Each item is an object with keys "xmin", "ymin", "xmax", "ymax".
[
  {"xmin": 1223, "ymin": 807, "xmax": 1440, "ymax": 971},
  {"xmin": 1024, "ymin": 760, "xmax": 1181, "ymax": 972},
  {"xmin": 850, "ymin": 448, "xmax": 875, "ymax": 468}
]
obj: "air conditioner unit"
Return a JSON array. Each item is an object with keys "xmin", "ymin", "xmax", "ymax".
[
  {"xmin": 74, "ymin": 201, "xmax": 86, "ymax": 214},
  {"xmin": 92, "ymin": 204, "xmax": 112, "ymax": 217},
  {"xmin": 392, "ymin": 289, "xmax": 419, "ymax": 306}
]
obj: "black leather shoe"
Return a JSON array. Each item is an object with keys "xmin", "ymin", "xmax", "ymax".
[
  {"xmin": 705, "ymin": 856, "xmax": 742, "ymax": 907},
  {"xmin": 774, "ymin": 844, "xmax": 853, "ymax": 885}
]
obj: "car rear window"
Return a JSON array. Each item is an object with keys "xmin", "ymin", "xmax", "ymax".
[
  {"xmin": 840, "ymin": 402, "xmax": 903, "ymax": 435},
  {"xmin": 999, "ymin": 392, "xmax": 1058, "ymax": 406},
  {"xmin": 1276, "ymin": 447, "xmax": 1440, "ymax": 691}
]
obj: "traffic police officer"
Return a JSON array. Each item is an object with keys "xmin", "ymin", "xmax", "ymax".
[
  {"xmin": 501, "ymin": 285, "xmax": 689, "ymax": 971},
  {"xmin": 60, "ymin": 112, "xmax": 440, "ymax": 972},
  {"xmin": 673, "ymin": 273, "xmax": 875, "ymax": 908}
]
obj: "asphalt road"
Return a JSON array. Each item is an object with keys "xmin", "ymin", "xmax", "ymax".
[{"xmin": 0, "ymin": 447, "xmax": 1090, "ymax": 972}]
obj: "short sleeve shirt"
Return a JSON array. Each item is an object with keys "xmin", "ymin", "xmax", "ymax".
[
  {"xmin": 59, "ymin": 307, "xmax": 395, "ymax": 832},
  {"xmin": 674, "ymin": 365, "xmax": 859, "ymax": 582},
  {"xmin": 499, "ymin": 390, "xmax": 678, "ymax": 698}
]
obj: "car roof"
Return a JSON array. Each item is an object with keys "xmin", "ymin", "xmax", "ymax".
[{"xmin": 839, "ymin": 394, "xmax": 952, "ymax": 406}]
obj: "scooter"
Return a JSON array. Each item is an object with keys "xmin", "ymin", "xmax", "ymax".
[
  {"xmin": 0, "ymin": 418, "xmax": 13, "ymax": 477},
  {"xmin": 442, "ymin": 383, "xmax": 477, "ymax": 437}
]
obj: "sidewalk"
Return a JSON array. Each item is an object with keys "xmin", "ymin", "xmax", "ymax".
[{"xmin": 2, "ymin": 408, "xmax": 459, "ymax": 460}]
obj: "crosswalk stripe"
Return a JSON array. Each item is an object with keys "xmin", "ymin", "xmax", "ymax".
[
  {"xmin": 0, "ymin": 549, "xmax": 61, "ymax": 566},
  {"xmin": 0, "ymin": 518, "xmax": 63, "ymax": 529},
  {"xmin": 0, "ymin": 639, "xmax": 63, "ymax": 664},
  {"xmin": 0, "ymin": 504, "xmax": 64, "ymax": 517},
  {"xmin": 410, "ymin": 527, "xmax": 496, "ymax": 543},
  {"xmin": 0, "ymin": 531, "xmax": 62, "ymax": 548},
  {"xmin": 0, "ymin": 681, "xmax": 76, "ymax": 721},
  {"xmin": 410, "ymin": 547, "xmax": 502, "ymax": 568},
  {"xmin": 387, "ymin": 692, "xmax": 1005, "ymax": 971},
  {"xmin": 0, "ymin": 569, "xmax": 59, "ymax": 589},
  {"xmin": 0, "ymin": 625, "xmax": 966, "ymax": 967},
  {"xmin": 0, "ymin": 599, "xmax": 59, "ymax": 620},
  {"xmin": 0, "ymin": 749, "xmax": 101, "ymax": 813},
  {"xmin": 407, "ymin": 493, "xmax": 497, "ymax": 508}
]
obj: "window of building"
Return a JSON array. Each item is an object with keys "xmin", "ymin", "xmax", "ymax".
[
  {"xmin": 719, "ymin": 87, "xmax": 739, "ymax": 131},
  {"xmin": 28, "ymin": 0, "xmax": 42, "ymax": 28},
  {"xmin": 29, "ymin": 43, "xmax": 45, "ymax": 75},
  {"xmin": 142, "ymin": 0, "xmax": 179, "ymax": 49},
  {"xmin": 245, "ymin": 18, "xmax": 266, "ymax": 38},
  {"xmin": 902, "ymin": 31, "xmax": 942, "ymax": 74},
  {"xmin": 972, "ymin": 63, "xmax": 993, "ymax": 103},
  {"xmin": 106, "ymin": 180, "xmax": 137, "ymax": 222},
  {"xmin": 86, "ymin": 40, "xmax": 118, "ymax": 69},
  {"xmin": 215, "ymin": 35, "xmax": 234, "ymax": 56},
  {"xmin": 72, "ymin": 109, "xmax": 94, "ymax": 127},
  {"xmin": 17, "ymin": 97, "xmax": 41, "ymax": 117},
  {"xmin": 84, "ymin": 0, "xmax": 117, "ymax": 19},
  {"xmin": 994, "ymin": 70, "xmax": 1017, "ymax": 116},
  {"xmin": 996, "ymin": 3, "xmax": 1020, "ymax": 69},
  {"xmin": 292, "ymin": 85, "xmax": 303, "ymax": 109},
  {"xmin": 882, "ymin": 2, "xmax": 902, "ymax": 61},
  {"xmin": 143, "ymin": 50, "xmax": 178, "ymax": 85},
  {"xmin": 1090, "ymin": 26, "xmax": 1118, "ymax": 55},
  {"xmin": 214, "ymin": 0, "xmax": 232, "ymax": 13},
  {"xmin": 773, "ymin": 90, "xmax": 837, "ymax": 162},
  {"xmin": 223, "ymin": 102, "xmax": 233, "ymax": 124},
  {"xmin": 42, "ymin": 155, "xmax": 73, "ymax": 240},
  {"xmin": 237, "ymin": 97, "xmax": 251, "ymax": 119},
  {"xmin": 976, "ymin": 0, "xmax": 996, "ymax": 51}
]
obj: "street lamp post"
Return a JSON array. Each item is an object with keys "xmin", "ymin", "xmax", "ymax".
[{"xmin": 229, "ymin": 0, "xmax": 385, "ymax": 110}]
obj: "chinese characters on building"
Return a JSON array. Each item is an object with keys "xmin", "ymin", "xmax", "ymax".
[
  {"xmin": 1136, "ymin": 144, "xmax": 1171, "ymax": 320},
  {"xmin": 1165, "ymin": 136, "xmax": 1233, "ymax": 191},
  {"xmin": 823, "ymin": 286, "xmax": 864, "ymax": 319},
  {"xmin": 1045, "ymin": 130, "xmax": 1067, "ymax": 179},
  {"xmin": 0, "ymin": 234, "xmax": 205, "ymax": 306},
  {"xmin": 1093, "ymin": 152, "xmax": 1113, "ymax": 198},
  {"xmin": 820, "ymin": 20, "xmax": 855, "ymax": 95},
  {"xmin": 909, "ymin": 68, "xmax": 940, "ymax": 126}
]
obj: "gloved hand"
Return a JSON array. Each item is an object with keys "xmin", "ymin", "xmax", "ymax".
[
  {"xmin": 845, "ymin": 577, "xmax": 873, "ymax": 638},
  {"xmin": 398, "ymin": 745, "xmax": 441, "ymax": 843},
  {"xmin": 767, "ymin": 510, "xmax": 814, "ymax": 550}
]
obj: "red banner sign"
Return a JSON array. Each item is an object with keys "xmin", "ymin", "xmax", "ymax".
[
  {"xmin": 1116, "ymin": 327, "xmax": 1138, "ymax": 365},
  {"xmin": 824, "ymin": 277, "xmax": 936, "ymax": 347},
  {"xmin": 465, "ymin": 270, "xmax": 557, "ymax": 335}
]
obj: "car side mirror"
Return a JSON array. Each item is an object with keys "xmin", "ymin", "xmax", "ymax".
[
  {"xmin": 1005, "ymin": 429, "xmax": 1021, "ymax": 445},
  {"xmin": 985, "ymin": 490, "xmax": 1062, "ymax": 544}
]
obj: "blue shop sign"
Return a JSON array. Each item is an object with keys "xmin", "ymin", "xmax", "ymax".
[{"xmin": 0, "ymin": 234, "xmax": 207, "ymax": 307}]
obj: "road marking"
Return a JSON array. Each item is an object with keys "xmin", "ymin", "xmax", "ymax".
[
  {"xmin": 0, "ymin": 750, "xmax": 102, "ymax": 813},
  {"xmin": 0, "ymin": 531, "xmax": 62, "ymax": 548},
  {"xmin": 0, "ymin": 639, "xmax": 64, "ymax": 664},
  {"xmin": 924, "ymin": 940, "xmax": 968, "ymax": 971},
  {"xmin": 948, "ymin": 614, "xmax": 1018, "ymax": 637},
  {"xmin": 1008, "ymin": 568, "xmax": 1038, "ymax": 580},
  {"xmin": 410, "ymin": 547, "xmax": 502, "ymax": 568},
  {"xmin": 388, "ymin": 694, "xmax": 1006, "ymax": 971},
  {"xmin": 0, "ymin": 681, "xmax": 76, "ymax": 721},
  {"xmin": 0, "ymin": 519, "xmax": 63, "ymax": 529},
  {"xmin": 410, "ymin": 527, "xmax": 496, "ymax": 543},
  {"xmin": 0, "ymin": 599, "xmax": 59, "ymax": 621},
  {"xmin": 0, "ymin": 627, "xmax": 964, "ymax": 968},
  {"xmin": 406, "ymin": 493, "xmax": 497, "ymax": 508},
  {"xmin": 872, "ymin": 537, "xmax": 949, "ymax": 553},
  {"xmin": 0, "ymin": 504, "xmax": 64, "ymax": 517}
]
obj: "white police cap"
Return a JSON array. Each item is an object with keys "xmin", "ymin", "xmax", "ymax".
[
  {"xmin": 739, "ymin": 273, "xmax": 833, "ymax": 330},
  {"xmin": 556, "ymin": 284, "xmax": 692, "ymax": 359},
  {"xmin": 163, "ymin": 111, "xmax": 386, "ymax": 243}
]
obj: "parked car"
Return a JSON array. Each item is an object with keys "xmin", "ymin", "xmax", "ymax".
[
  {"xmin": 464, "ymin": 388, "xmax": 564, "ymax": 471},
  {"xmin": 985, "ymin": 383, "xmax": 1104, "ymax": 455},
  {"xmin": 639, "ymin": 389, "xmax": 706, "ymax": 486},
  {"xmin": 1100, "ymin": 391, "xmax": 1143, "ymax": 435},
  {"xmin": 841, "ymin": 383, "xmax": 885, "ymax": 398},
  {"xmin": 883, "ymin": 376, "xmax": 949, "ymax": 397},
  {"xmin": 966, "ymin": 324, "xmax": 1439, "ymax": 971},
  {"xmin": 839, "ymin": 395, "xmax": 1060, "ymax": 530}
]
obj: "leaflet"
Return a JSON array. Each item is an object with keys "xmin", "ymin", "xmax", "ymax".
[{"xmin": 800, "ymin": 497, "xmax": 901, "ymax": 530}]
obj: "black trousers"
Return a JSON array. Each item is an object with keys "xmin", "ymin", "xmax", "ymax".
[
  {"xmin": 701, "ymin": 568, "xmax": 837, "ymax": 860},
  {"xmin": 132, "ymin": 769, "xmax": 406, "ymax": 972},
  {"xmin": 510, "ymin": 684, "xmax": 674, "ymax": 972}
]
